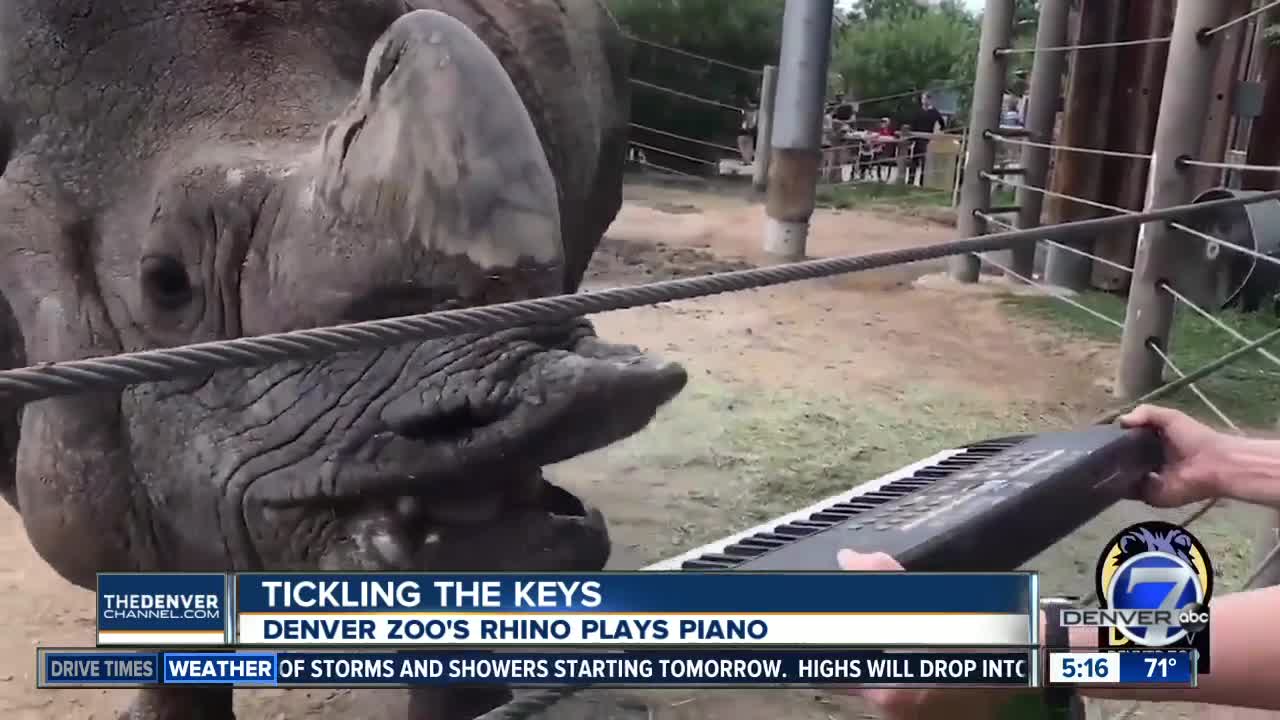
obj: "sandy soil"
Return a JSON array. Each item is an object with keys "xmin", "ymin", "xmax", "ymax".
[{"xmin": 0, "ymin": 181, "xmax": 1271, "ymax": 719}]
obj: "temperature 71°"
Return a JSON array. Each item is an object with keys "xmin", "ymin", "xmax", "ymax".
[{"xmin": 1144, "ymin": 656, "xmax": 1177, "ymax": 678}]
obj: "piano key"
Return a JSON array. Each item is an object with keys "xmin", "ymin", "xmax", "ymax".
[
  {"xmin": 645, "ymin": 448, "xmax": 967, "ymax": 570},
  {"xmin": 648, "ymin": 426, "xmax": 1162, "ymax": 573}
]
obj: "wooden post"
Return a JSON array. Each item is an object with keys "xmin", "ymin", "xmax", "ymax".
[
  {"xmin": 1091, "ymin": 0, "xmax": 1173, "ymax": 294},
  {"xmin": 1195, "ymin": 0, "xmax": 1253, "ymax": 193},
  {"xmin": 1009, "ymin": 0, "xmax": 1070, "ymax": 280},
  {"xmin": 764, "ymin": 0, "xmax": 835, "ymax": 260},
  {"xmin": 1042, "ymin": 0, "xmax": 1124, "ymax": 290},
  {"xmin": 752, "ymin": 65, "xmax": 779, "ymax": 193},
  {"xmin": 1116, "ymin": 1, "xmax": 1233, "ymax": 400},
  {"xmin": 949, "ymin": 0, "xmax": 1015, "ymax": 283}
]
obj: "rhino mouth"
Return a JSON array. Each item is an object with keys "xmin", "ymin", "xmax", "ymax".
[
  {"xmin": 327, "ymin": 470, "xmax": 608, "ymax": 572},
  {"xmin": 247, "ymin": 326, "xmax": 685, "ymax": 571}
]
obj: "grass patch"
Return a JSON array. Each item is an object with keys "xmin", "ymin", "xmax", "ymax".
[
  {"xmin": 814, "ymin": 183, "xmax": 1015, "ymax": 212},
  {"xmin": 815, "ymin": 182, "xmax": 953, "ymax": 210},
  {"xmin": 605, "ymin": 378, "xmax": 1069, "ymax": 534},
  {"xmin": 1001, "ymin": 291, "xmax": 1280, "ymax": 430}
]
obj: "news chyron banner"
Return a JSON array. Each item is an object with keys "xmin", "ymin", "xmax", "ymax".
[
  {"xmin": 59, "ymin": 571, "xmax": 1038, "ymax": 689},
  {"xmin": 232, "ymin": 573, "xmax": 1033, "ymax": 647}
]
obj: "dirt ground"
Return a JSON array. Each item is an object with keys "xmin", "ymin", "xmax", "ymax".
[{"xmin": 0, "ymin": 180, "xmax": 1272, "ymax": 719}]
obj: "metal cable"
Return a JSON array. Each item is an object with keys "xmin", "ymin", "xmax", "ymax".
[
  {"xmin": 973, "ymin": 255, "xmax": 1125, "ymax": 329},
  {"xmin": 1204, "ymin": 0, "xmax": 1280, "ymax": 37},
  {"xmin": 995, "ymin": 36, "xmax": 1171, "ymax": 56},
  {"xmin": 629, "ymin": 123, "xmax": 740, "ymax": 153},
  {"xmin": 9, "ymin": 190, "xmax": 1280, "ymax": 406},
  {"xmin": 1093, "ymin": 326, "xmax": 1280, "ymax": 425},
  {"xmin": 847, "ymin": 82, "xmax": 968, "ymax": 107},
  {"xmin": 628, "ymin": 141, "xmax": 718, "ymax": 166},
  {"xmin": 1179, "ymin": 157, "xmax": 1280, "ymax": 174},
  {"xmin": 624, "ymin": 35, "xmax": 763, "ymax": 76},
  {"xmin": 1146, "ymin": 343, "xmax": 1240, "ymax": 432},
  {"xmin": 1169, "ymin": 220, "xmax": 1280, "ymax": 272},
  {"xmin": 985, "ymin": 133, "xmax": 1153, "ymax": 161},
  {"xmin": 1158, "ymin": 281, "xmax": 1280, "ymax": 372},
  {"xmin": 985, "ymin": 174, "xmax": 1280, "ymax": 273},
  {"xmin": 629, "ymin": 158, "xmax": 700, "ymax": 178},
  {"xmin": 975, "ymin": 212, "xmax": 1136, "ymax": 275},
  {"xmin": 983, "ymin": 173, "xmax": 1136, "ymax": 215},
  {"xmin": 628, "ymin": 79, "xmax": 742, "ymax": 112}
]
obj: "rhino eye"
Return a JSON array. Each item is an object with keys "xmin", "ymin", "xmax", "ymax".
[{"xmin": 141, "ymin": 255, "xmax": 194, "ymax": 310}]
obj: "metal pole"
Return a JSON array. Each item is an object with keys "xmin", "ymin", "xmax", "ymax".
[
  {"xmin": 753, "ymin": 65, "xmax": 779, "ymax": 193},
  {"xmin": 1009, "ymin": 0, "xmax": 1070, "ymax": 280},
  {"xmin": 764, "ymin": 0, "xmax": 835, "ymax": 260},
  {"xmin": 950, "ymin": 0, "xmax": 1015, "ymax": 282},
  {"xmin": 1116, "ymin": 1, "xmax": 1233, "ymax": 400}
]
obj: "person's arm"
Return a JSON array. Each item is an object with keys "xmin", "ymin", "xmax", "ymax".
[
  {"xmin": 1210, "ymin": 435, "xmax": 1280, "ymax": 508},
  {"xmin": 1055, "ymin": 584, "xmax": 1280, "ymax": 709}
]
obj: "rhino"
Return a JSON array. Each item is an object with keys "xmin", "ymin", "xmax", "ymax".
[{"xmin": 0, "ymin": 1, "xmax": 689, "ymax": 717}]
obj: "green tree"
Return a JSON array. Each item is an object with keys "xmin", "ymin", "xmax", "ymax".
[
  {"xmin": 608, "ymin": 0, "xmax": 785, "ymax": 171},
  {"xmin": 832, "ymin": 9, "xmax": 979, "ymax": 123},
  {"xmin": 845, "ymin": 0, "xmax": 928, "ymax": 23}
]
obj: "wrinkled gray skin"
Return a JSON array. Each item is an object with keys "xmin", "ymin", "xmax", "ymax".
[{"xmin": 0, "ymin": 2, "xmax": 687, "ymax": 718}]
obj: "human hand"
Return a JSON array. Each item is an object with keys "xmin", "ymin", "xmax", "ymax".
[
  {"xmin": 834, "ymin": 550, "xmax": 1017, "ymax": 720},
  {"xmin": 1119, "ymin": 404, "xmax": 1233, "ymax": 507}
]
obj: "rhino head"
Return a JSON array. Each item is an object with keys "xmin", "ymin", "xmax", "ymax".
[{"xmin": 0, "ymin": 0, "xmax": 686, "ymax": 594}]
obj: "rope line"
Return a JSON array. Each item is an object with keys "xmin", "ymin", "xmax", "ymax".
[
  {"xmin": 1179, "ymin": 157, "xmax": 1280, "ymax": 174},
  {"xmin": 1158, "ymin": 281, "xmax": 1280, "ymax": 372},
  {"xmin": 628, "ymin": 141, "xmax": 718, "ymax": 166},
  {"xmin": 8, "ymin": 190, "xmax": 1280, "ymax": 406},
  {"xmin": 1204, "ymin": 0, "xmax": 1280, "ymax": 37},
  {"xmin": 975, "ymin": 212, "xmax": 1136, "ymax": 275},
  {"xmin": 1169, "ymin": 220, "xmax": 1280, "ymax": 272},
  {"xmin": 847, "ymin": 81, "xmax": 968, "ymax": 107},
  {"xmin": 629, "ymin": 158, "xmax": 700, "ymax": 178},
  {"xmin": 975, "ymin": 254, "xmax": 1125, "ymax": 329},
  {"xmin": 629, "ymin": 79, "xmax": 742, "ymax": 112},
  {"xmin": 1094, "ymin": 327, "xmax": 1280, "ymax": 425},
  {"xmin": 983, "ymin": 174, "xmax": 1280, "ymax": 273},
  {"xmin": 995, "ymin": 36, "xmax": 1171, "ymax": 56},
  {"xmin": 986, "ymin": 133, "xmax": 1153, "ymax": 161},
  {"xmin": 629, "ymin": 123, "xmax": 740, "ymax": 153},
  {"xmin": 624, "ymin": 35, "xmax": 763, "ymax": 76},
  {"xmin": 1146, "ymin": 343, "xmax": 1240, "ymax": 431}
]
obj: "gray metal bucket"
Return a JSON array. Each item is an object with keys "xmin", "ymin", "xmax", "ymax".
[{"xmin": 1181, "ymin": 187, "xmax": 1280, "ymax": 312}]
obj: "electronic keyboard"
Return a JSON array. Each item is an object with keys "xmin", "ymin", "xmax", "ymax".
[{"xmin": 647, "ymin": 425, "xmax": 1163, "ymax": 573}]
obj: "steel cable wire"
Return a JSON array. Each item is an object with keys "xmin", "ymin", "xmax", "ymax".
[
  {"xmin": 995, "ymin": 36, "xmax": 1171, "ymax": 56},
  {"xmin": 9, "ymin": 190, "xmax": 1280, "ymax": 406},
  {"xmin": 985, "ymin": 134, "xmax": 1153, "ymax": 161},
  {"xmin": 983, "ymin": 174, "xmax": 1280, "ymax": 273},
  {"xmin": 1158, "ymin": 281, "xmax": 1280, "ymax": 372},
  {"xmin": 1203, "ymin": 0, "xmax": 1280, "ymax": 37},
  {"xmin": 628, "ymin": 79, "xmax": 742, "ymax": 112},
  {"xmin": 1178, "ymin": 157, "xmax": 1280, "ymax": 174},
  {"xmin": 975, "ymin": 212, "xmax": 1136, "ymax": 276}
]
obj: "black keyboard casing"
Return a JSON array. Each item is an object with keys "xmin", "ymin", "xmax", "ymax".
[{"xmin": 681, "ymin": 426, "xmax": 1163, "ymax": 573}]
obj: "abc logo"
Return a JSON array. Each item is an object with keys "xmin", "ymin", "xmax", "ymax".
[{"xmin": 1178, "ymin": 602, "xmax": 1210, "ymax": 633}]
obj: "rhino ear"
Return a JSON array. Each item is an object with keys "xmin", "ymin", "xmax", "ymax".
[{"xmin": 0, "ymin": 289, "xmax": 21, "ymax": 510}]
